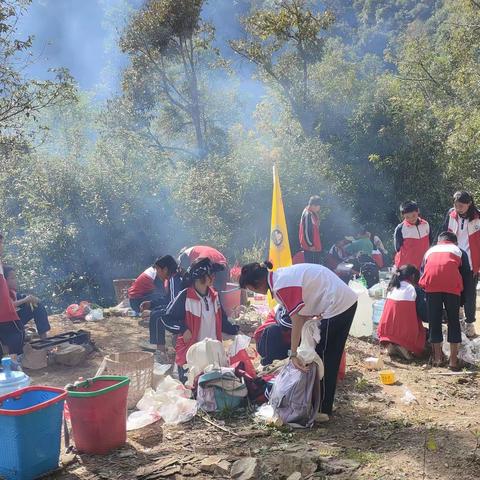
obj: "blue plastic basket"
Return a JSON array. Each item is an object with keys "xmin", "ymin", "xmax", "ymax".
[{"xmin": 0, "ymin": 386, "xmax": 67, "ymax": 480}]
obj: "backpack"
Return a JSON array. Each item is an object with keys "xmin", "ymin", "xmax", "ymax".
[{"xmin": 268, "ymin": 361, "xmax": 321, "ymax": 428}]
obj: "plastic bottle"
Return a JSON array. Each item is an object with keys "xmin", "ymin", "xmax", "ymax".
[
  {"xmin": 349, "ymin": 280, "xmax": 373, "ymax": 337},
  {"xmin": 372, "ymin": 299, "xmax": 386, "ymax": 340},
  {"xmin": 358, "ymin": 275, "xmax": 367, "ymax": 288},
  {"xmin": 0, "ymin": 357, "xmax": 30, "ymax": 396}
]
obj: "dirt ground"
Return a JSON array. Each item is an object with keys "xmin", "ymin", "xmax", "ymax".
[{"xmin": 26, "ymin": 313, "xmax": 480, "ymax": 480}]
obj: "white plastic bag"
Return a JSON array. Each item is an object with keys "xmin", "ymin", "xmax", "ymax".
[
  {"xmin": 185, "ymin": 338, "xmax": 229, "ymax": 386},
  {"xmin": 297, "ymin": 319, "xmax": 324, "ymax": 377},
  {"xmin": 135, "ymin": 375, "xmax": 197, "ymax": 425},
  {"xmin": 228, "ymin": 334, "xmax": 252, "ymax": 356},
  {"xmin": 85, "ymin": 308, "xmax": 104, "ymax": 322},
  {"xmin": 126, "ymin": 410, "xmax": 161, "ymax": 431}
]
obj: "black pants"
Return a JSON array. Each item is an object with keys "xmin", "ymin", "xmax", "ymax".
[
  {"xmin": 463, "ymin": 272, "xmax": 478, "ymax": 324},
  {"xmin": 257, "ymin": 324, "xmax": 290, "ymax": 366},
  {"xmin": 316, "ymin": 302, "xmax": 357, "ymax": 415},
  {"xmin": 304, "ymin": 251, "xmax": 322, "ymax": 265},
  {"xmin": 149, "ymin": 307, "xmax": 166, "ymax": 346},
  {"xmin": 17, "ymin": 295, "xmax": 50, "ymax": 335},
  {"xmin": 0, "ymin": 320, "xmax": 25, "ymax": 355},
  {"xmin": 427, "ymin": 292, "xmax": 461, "ymax": 343}
]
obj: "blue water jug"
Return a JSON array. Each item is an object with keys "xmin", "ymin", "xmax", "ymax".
[
  {"xmin": 372, "ymin": 299, "xmax": 386, "ymax": 341},
  {"xmin": 0, "ymin": 357, "xmax": 30, "ymax": 396}
]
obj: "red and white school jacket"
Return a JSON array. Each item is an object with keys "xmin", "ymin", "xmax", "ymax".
[
  {"xmin": 444, "ymin": 209, "xmax": 480, "ymax": 272},
  {"xmin": 175, "ymin": 287, "xmax": 223, "ymax": 366},
  {"xmin": 0, "ymin": 264, "xmax": 19, "ymax": 323},
  {"xmin": 128, "ymin": 267, "xmax": 157, "ymax": 299},
  {"xmin": 268, "ymin": 263, "xmax": 357, "ymax": 319},
  {"xmin": 419, "ymin": 242, "xmax": 463, "ymax": 295},
  {"xmin": 377, "ymin": 281, "xmax": 426, "ymax": 356},
  {"xmin": 299, "ymin": 207, "xmax": 322, "ymax": 252},
  {"xmin": 394, "ymin": 218, "xmax": 431, "ymax": 270}
]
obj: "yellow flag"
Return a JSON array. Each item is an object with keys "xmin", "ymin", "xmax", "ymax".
[{"xmin": 268, "ymin": 164, "xmax": 292, "ymax": 307}]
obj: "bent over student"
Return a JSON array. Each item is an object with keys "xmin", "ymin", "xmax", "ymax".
[
  {"xmin": 128, "ymin": 256, "xmax": 177, "ymax": 313},
  {"xmin": 161, "ymin": 258, "xmax": 239, "ymax": 383},
  {"xmin": 239, "ymin": 261, "xmax": 357, "ymax": 416}
]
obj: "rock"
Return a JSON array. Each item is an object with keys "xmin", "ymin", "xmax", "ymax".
[
  {"xmin": 286, "ymin": 473, "xmax": 302, "ymax": 480},
  {"xmin": 181, "ymin": 464, "xmax": 201, "ymax": 477},
  {"xmin": 320, "ymin": 458, "xmax": 360, "ymax": 475},
  {"xmin": 275, "ymin": 453, "xmax": 317, "ymax": 477},
  {"xmin": 231, "ymin": 457, "xmax": 259, "ymax": 480},
  {"xmin": 199, "ymin": 456, "xmax": 228, "ymax": 474}
]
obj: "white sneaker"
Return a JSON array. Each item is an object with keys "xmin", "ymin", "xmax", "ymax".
[{"xmin": 465, "ymin": 323, "xmax": 477, "ymax": 338}]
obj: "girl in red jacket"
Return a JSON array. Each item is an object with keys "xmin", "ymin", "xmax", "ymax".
[
  {"xmin": 377, "ymin": 264, "xmax": 427, "ymax": 361},
  {"xmin": 161, "ymin": 257, "xmax": 239, "ymax": 383},
  {"xmin": 442, "ymin": 191, "xmax": 480, "ymax": 338}
]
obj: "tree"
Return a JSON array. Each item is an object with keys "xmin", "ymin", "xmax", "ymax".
[
  {"xmin": 230, "ymin": 0, "xmax": 334, "ymax": 136},
  {"xmin": 0, "ymin": 0, "xmax": 75, "ymax": 144},
  {"xmin": 120, "ymin": 0, "xmax": 226, "ymax": 160}
]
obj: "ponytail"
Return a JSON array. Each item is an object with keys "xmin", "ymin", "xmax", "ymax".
[
  {"xmin": 387, "ymin": 264, "xmax": 420, "ymax": 292},
  {"xmin": 239, "ymin": 260, "xmax": 273, "ymax": 289}
]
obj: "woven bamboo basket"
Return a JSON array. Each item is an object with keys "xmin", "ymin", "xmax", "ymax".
[
  {"xmin": 99, "ymin": 351, "xmax": 154, "ymax": 408},
  {"xmin": 112, "ymin": 278, "xmax": 135, "ymax": 303}
]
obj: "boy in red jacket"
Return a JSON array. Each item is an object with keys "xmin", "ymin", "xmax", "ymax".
[
  {"xmin": 394, "ymin": 200, "xmax": 433, "ymax": 270},
  {"xmin": 419, "ymin": 231, "xmax": 470, "ymax": 370},
  {"xmin": 299, "ymin": 195, "xmax": 322, "ymax": 264}
]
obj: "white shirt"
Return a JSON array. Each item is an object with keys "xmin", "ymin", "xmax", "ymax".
[
  {"xmin": 456, "ymin": 217, "xmax": 471, "ymax": 268},
  {"xmin": 197, "ymin": 293, "xmax": 217, "ymax": 341},
  {"xmin": 269, "ymin": 264, "xmax": 358, "ymax": 319}
]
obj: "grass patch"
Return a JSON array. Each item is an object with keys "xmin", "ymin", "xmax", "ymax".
[{"xmin": 344, "ymin": 448, "xmax": 380, "ymax": 465}]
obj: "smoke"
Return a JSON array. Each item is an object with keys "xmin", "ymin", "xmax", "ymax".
[{"xmin": 16, "ymin": 0, "xmax": 132, "ymax": 98}]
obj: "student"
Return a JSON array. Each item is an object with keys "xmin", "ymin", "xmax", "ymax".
[
  {"xmin": 377, "ymin": 264, "xmax": 427, "ymax": 361},
  {"xmin": 419, "ymin": 232, "xmax": 470, "ymax": 370},
  {"xmin": 128, "ymin": 255, "xmax": 178, "ymax": 313},
  {"xmin": 146, "ymin": 270, "xmax": 185, "ymax": 363},
  {"xmin": 0, "ymin": 235, "xmax": 24, "ymax": 357},
  {"xmin": 344, "ymin": 228, "xmax": 374, "ymax": 257},
  {"xmin": 325, "ymin": 239, "xmax": 349, "ymax": 271},
  {"xmin": 299, "ymin": 195, "xmax": 322, "ymax": 264},
  {"xmin": 239, "ymin": 261, "xmax": 357, "ymax": 416},
  {"xmin": 178, "ymin": 246, "xmax": 229, "ymax": 293},
  {"xmin": 254, "ymin": 305, "xmax": 292, "ymax": 366},
  {"xmin": 394, "ymin": 200, "xmax": 432, "ymax": 270},
  {"xmin": 3, "ymin": 266, "xmax": 50, "ymax": 340},
  {"xmin": 161, "ymin": 258, "xmax": 239, "ymax": 382},
  {"xmin": 442, "ymin": 191, "xmax": 480, "ymax": 338}
]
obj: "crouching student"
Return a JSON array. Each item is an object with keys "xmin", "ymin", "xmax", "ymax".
[
  {"xmin": 254, "ymin": 306, "xmax": 292, "ymax": 366},
  {"xmin": 377, "ymin": 264, "xmax": 427, "ymax": 361},
  {"xmin": 0, "ymin": 236, "xmax": 24, "ymax": 357},
  {"xmin": 4, "ymin": 266, "xmax": 50, "ymax": 340},
  {"xmin": 147, "ymin": 269, "xmax": 185, "ymax": 363},
  {"xmin": 161, "ymin": 257, "xmax": 239, "ymax": 383},
  {"xmin": 128, "ymin": 256, "xmax": 178, "ymax": 314},
  {"xmin": 419, "ymin": 232, "xmax": 470, "ymax": 370},
  {"xmin": 239, "ymin": 261, "xmax": 358, "ymax": 416}
]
